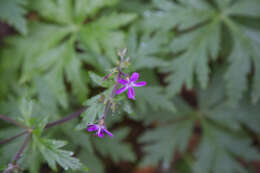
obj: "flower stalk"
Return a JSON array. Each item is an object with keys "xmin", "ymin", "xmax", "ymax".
[
  {"xmin": 87, "ymin": 48, "xmax": 147, "ymax": 137},
  {"xmin": 0, "ymin": 114, "xmax": 28, "ymax": 129},
  {"xmin": 0, "ymin": 130, "xmax": 28, "ymax": 145}
]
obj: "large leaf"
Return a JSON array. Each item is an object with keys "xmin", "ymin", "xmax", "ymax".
[
  {"xmin": 165, "ymin": 19, "xmax": 221, "ymax": 96},
  {"xmin": 94, "ymin": 128, "xmax": 136, "ymax": 162},
  {"xmin": 139, "ymin": 118, "xmax": 194, "ymax": 166},
  {"xmin": 79, "ymin": 12, "xmax": 137, "ymax": 62},
  {"xmin": 127, "ymin": 26, "xmax": 170, "ymax": 70},
  {"xmin": 193, "ymin": 121, "xmax": 260, "ymax": 173}
]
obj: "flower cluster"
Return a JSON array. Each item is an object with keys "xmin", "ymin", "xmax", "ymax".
[{"xmin": 86, "ymin": 49, "xmax": 146, "ymax": 138}]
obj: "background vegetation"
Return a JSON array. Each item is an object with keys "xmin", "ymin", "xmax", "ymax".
[{"xmin": 0, "ymin": 0, "xmax": 260, "ymax": 172}]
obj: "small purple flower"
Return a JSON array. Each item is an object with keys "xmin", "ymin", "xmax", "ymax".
[
  {"xmin": 116, "ymin": 72, "xmax": 146, "ymax": 99},
  {"xmin": 87, "ymin": 124, "xmax": 113, "ymax": 138}
]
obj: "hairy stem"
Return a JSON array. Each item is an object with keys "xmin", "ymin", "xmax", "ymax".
[
  {"xmin": 12, "ymin": 132, "xmax": 31, "ymax": 164},
  {"xmin": 0, "ymin": 130, "xmax": 28, "ymax": 145},
  {"xmin": 101, "ymin": 62, "xmax": 123, "ymax": 121},
  {"xmin": 45, "ymin": 107, "xmax": 86, "ymax": 129},
  {"xmin": 1, "ymin": 107, "xmax": 87, "ymax": 172},
  {"xmin": 0, "ymin": 114, "xmax": 28, "ymax": 129},
  {"xmin": 3, "ymin": 133, "xmax": 31, "ymax": 173}
]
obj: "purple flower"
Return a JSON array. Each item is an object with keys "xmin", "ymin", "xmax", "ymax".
[
  {"xmin": 116, "ymin": 72, "xmax": 146, "ymax": 99},
  {"xmin": 87, "ymin": 124, "xmax": 113, "ymax": 138}
]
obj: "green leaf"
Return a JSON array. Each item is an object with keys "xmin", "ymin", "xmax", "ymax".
[
  {"xmin": 79, "ymin": 12, "xmax": 137, "ymax": 62},
  {"xmin": 142, "ymin": 0, "xmax": 214, "ymax": 31},
  {"xmin": 19, "ymin": 97, "xmax": 33, "ymax": 124},
  {"xmin": 76, "ymin": 88, "xmax": 112, "ymax": 130},
  {"xmin": 165, "ymin": 18, "xmax": 221, "ymax": 96},
  {"xmin": 134, "ymin": 97, "xmax": 193, "ymax": 125},
  {"xmin": 64, "ymin": 123, "xmax": 94, "ymax": 153},
  {"xmin": 139, "ymin": 117, "xmax": 194, "ymax": 166},
  {"xmin": 74, "ymin": 0, "xmax": 118, "ymax": 22},
  {"xmin": 89, "ymin": 72, "xmax": 105, "ymax": 86},
  {"xmin": 127, "ymin": 26, "xmax": 170, "ymax": 70},
  {"xmin": 3, "ymin": 22, "xmax": 90, "ymax": 108},
  {"xmin": 89, "ymin": 72, "xmax": 112, "ymax": 88},
  {"xmin": 21, "ymin": 143, "xmax": 42, "ymax": 173},
  {"xmin": 78, "ymin": 150, "xmax": 105, "ymax": 173},
  {"xmin": 34, "ymin": 137, "xmax": 82, "ymax": 171},
  {"xmin": 135, "ymin": 86, "xmax": 176, "ymax": 113},
  {"xmin": 94, "ymin": 128, "xmax": 136, "ymax": 162},
  {"xmin": 0, "ymin": 0, "xmax": 27, "ymax": 34},
  {"xmin": 223, "ymin": 18, "xmax": 260, "ymax": 104},
  {"xmin": 65, "ymin": 38, "xmax": 89, "ymax": 101},
  {"xmin": 198, "ymin": 73, "xmax": 260, "ymax": 133},
  {"xmin": 0, "ymin": 128, "xmax": 26, "ymax": 164},
  {"xmin": 198, "ymin": 74, "xmax": 260, "ymax": 133},
  {"xmin": 226, "ymin": 0, "xmax": 260, "ymax": 17},
  {"xmin": 28, "ymin": 0, "xmax": 74, "ymax": 24},
  {"xmin": 193, "ymin": 121, "xmax": 260, "ymax": 173}
]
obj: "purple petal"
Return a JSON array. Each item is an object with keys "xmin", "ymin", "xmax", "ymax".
[
  {"xmin": 128, "ymin": 87, "xmax": 135, "ymax": 99},
  {"xmin": 133, "ymin": 81, "xmax": 146, "ymax": 87},
  {"xmin": 130, "ymin": 72, "xmax": 139, "ymax": 82},
  {"xmin": 97, "ymin": 129, "xmax": 104, "ymax": 138},
  {"xmin": 103, "ymin": 128, "xmax": 113, "ymax": 137},
  {"xmin": 116, "ymin": 86, "xmax": 128, "ymax": 95},
  {"xmin": 118, "ymin": 78, "xmax": 128, "ymax": 85},
  {"xmin": 87, "ymin": 124, "xmax": 99, "ymax": 131}
]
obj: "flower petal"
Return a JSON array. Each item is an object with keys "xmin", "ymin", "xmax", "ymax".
[
  {"xmin": 128, "ymin": 87, "xmax": 135, "ymax": 99},
  {"xmin": 104, "ymin": 128, "xmax": 113, "ymax": 137},
  {"xmin": 87, "ymin": 124, "xmax": 99, "ymax": 131},
  {"xmin": 97, "ymin": 129, "xmax": 104, "ymax": 138},
  {"xmin": 118, "ymin": 78, "xmax": 128, "ymax": 85},
  {"xmin": 133, "ymin": 81, "xmax": 146, "ymax": 87},
  {"xmin": 130, "ymin": 72, "xmax": 139, "ymax": 82},
  {"xmin": 116, "ymin": 86, "xmax": 128, "ymax": 95}
]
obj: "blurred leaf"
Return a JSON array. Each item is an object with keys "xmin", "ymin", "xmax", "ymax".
[
  {"xmin": 94, "ymin": 128, "xmax": 136, "ymax": 162},
  {"xmin": 127, "ymin": 26, "xmax": 170, "ymax": 70},
  {"xmin": 28, "ymin": 0, "xmax": 74, "ymax": 24},
  {"xmin": 198, "ymin": 74, "xmax": 260, "ymax": 133},
  {"xmin": 78, "ymin": 150, "xmax": 105, "ymax": 173},
  {"xmin": 165, "ymin": 17, "xmax": 221, "ymax": 96},
  {"xmin": 142, "ymin": 0, "xmax": 214, "ymax": 32},
  {"xmin": 226, "ymin": 0, "xmax": 260, "ymax": 17},
  {"xmin": 79, "ymin": 12, "xmax": 137, "ymax": 62},
  {"xmin": 224, "ymin": 21, "xmax": 260, "ymax": 105},
  {"xmin": 0, "ymin": 0, "xmax": 27, "ymax": 34},
  {"xmin": 193, "ymin": 121, "xmax": 260, "ymax": 173},
  {"xmin": 139, "ymin": 115, "xmax": 194, "ymax": 166},
  {"xmin": 89, "ymin": 72, "xmax": 112, "ymax": 88},
  {"xmin": 135, "ymin": 86, "xmax": 176, "ymax": 113},
  {"xmin": 74, "ymin": 0, "xmax": 118, "ymax": 22}
]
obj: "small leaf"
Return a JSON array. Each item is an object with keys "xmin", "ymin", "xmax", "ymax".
[{"xmin": 35, "ymin": 137, "xmax": 82, "ymax": 171}]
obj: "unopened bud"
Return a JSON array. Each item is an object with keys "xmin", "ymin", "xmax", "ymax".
[
  {"xmin": 103, "ymin": 73, "xmax": 112, "ymax": 80},
  {"xmin": 118, "ymin": 48, "xmax": 127, "ymax": 58}
]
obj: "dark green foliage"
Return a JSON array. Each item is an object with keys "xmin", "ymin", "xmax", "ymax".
[
  {"xmin": 1, "ymin": 0, "xmax": 260, "ymax": 173},
  {"xmin": 94, "ymin": 128, "xmax": 136, "ymax": 162},
  {"xmin": 143, "ymin": 0, "xmax": 260, "ymax": 105}
]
